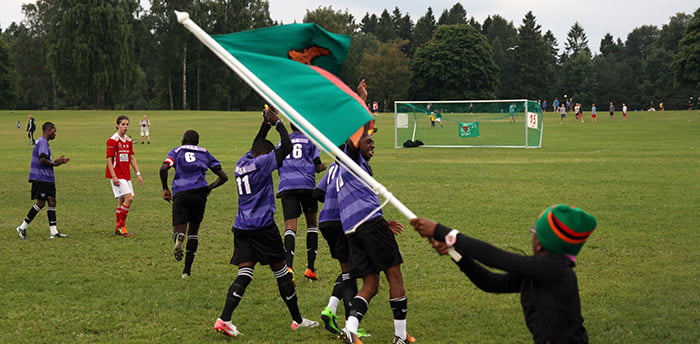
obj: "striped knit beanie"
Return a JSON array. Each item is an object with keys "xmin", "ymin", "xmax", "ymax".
[{"xmin": 535, "ymin": 205, "xmax": 597, "ymax": 256}]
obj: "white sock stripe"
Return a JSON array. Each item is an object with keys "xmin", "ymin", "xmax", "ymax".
[
  {"xmin": 238, "ymin": 267, "xmax": 254, "ymax": 278},
  {"xmin": 355, "ymin": 296, "xmax": 368, "ymax": 306},
  {"xmin": 307, "ymin": 227, "xmax": 318, "ymax": 233},
  {"xmin": 284, "ymin": 230, "xmax": 296, "ymax": 237},
  {"xmin": 33, "ymin": 204, "xmax": 42, "ymax": 211},
  {"xmin": 47, "ymin": 207, "xmax": 56, "ymax": 211},
  {"xmin": 341, "ymin": 273, "xmax": 351, "ymax": 281},
  {"xmin": 187, "ymin": 235, "xmax": 198, "ymax": 239},
  {"xmin": 273, "ymin": 265, "xmax": 289, "ymax": 278},
  {"xmin": 390, "ymin": 296, "xmax": 407, "ymax": 302}
]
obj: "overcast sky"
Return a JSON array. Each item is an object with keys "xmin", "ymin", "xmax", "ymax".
[{"xmin": 2, "ymin": 1, "xmax": 698, "ymax": 53}]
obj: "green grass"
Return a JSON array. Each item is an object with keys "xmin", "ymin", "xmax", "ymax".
[{"xmin": 0, "ymin": 109, "xmax": 698, "ymax": 343}]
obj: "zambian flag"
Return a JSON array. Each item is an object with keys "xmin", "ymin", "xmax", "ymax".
[{"xmin": 212, "ymin": 24, "xmax": 374, "ymax": 147}]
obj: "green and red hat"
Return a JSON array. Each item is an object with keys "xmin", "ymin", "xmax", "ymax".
[{"xmin": 535, "ymin": 205, "xmax": 597, "ymax": 256}]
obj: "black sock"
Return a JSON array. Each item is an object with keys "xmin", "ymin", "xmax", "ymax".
[
  {"xmin": 275, "ymin": 265, "xmax": 302, "ymax": 323},
  {"xmin": 284, "ymin": 230, "xmax": 295, "ymax": 269},
  {"xmin": 342, "ymin": 273, "xmax": 358, "ymax": 319},
  {"xmin": 47, "ymin": 207, "xmax": 56, "ymax": 227},
  {"xmin": 220, "ymin": 266, "xmax": 253, "ymax": 321},
  {"xmin": 24, "ymin": 204, "xmax": 41, "ymax": 224},
  {"xmin": 306, "ymin": 227, "xmax": 318, "ymax": 271},
  {"xmin": 390, "ymin": 296, "xmax": 408, "ymax": 320},
  {"xmin": 183, "ymin": 235, "xmax": 198, "ymax": 275},
  {"xmin": 349, "ymin": 296, "xmax": 369, "ymax": 323}
]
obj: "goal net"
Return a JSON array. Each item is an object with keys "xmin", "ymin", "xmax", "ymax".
[{"xmin": 394, "ymin": 99, "xmax": 543, "ymax": 148}]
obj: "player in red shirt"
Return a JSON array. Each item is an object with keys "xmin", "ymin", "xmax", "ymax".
[{"xmin": 106, "ymin": 115, "xmax": 143, "ymax": 236}]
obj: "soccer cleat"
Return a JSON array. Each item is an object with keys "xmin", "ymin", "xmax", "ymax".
[
  {"xmin": 16, "ymin": 226, "xmax": 27, "ymax": 240},
  {"xmin": 173, "ymin": 233, "xmax": 185, "ymax": 261},
  {"xmin": 181, "ymin": 273, "xmax": 190, "ymax": 280},
  {"xmin": 338, "ymin": 328, "xmax": 363, "ymax": 344},
  {"xmin": 393, "ymin": 333, "xmax": 416, "ymax": 344},
  {"xmin": 49, "ymin": 232, "xmax": 68, "ymax": 239},
  {"xmin": 290, "ymin": 318, "xmax": 319, "ymax": 330},
  {"xmin": 356, "ymin": 328, "xmax": 371, "ymax": 338},
  {"xmin": 304, "ymin": 268, "xmax": 319, "ymax": 280},
  {"xmin": 115, "ymin": 227, "xmax": 133, "ymax": 237},
  {"xmin": 214, "ymin": 318, "xmax": 240, "ymax": 337},
  {"xmin": 288, "ymin": 267, "xmax": 296, "ymax": 285},
  {"xmin": 320, "ymin": 306, "xmax": 339, "ymax": 334}
]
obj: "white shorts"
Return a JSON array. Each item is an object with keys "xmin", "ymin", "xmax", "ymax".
[
  {"xmin": 140, "ymin": 126, "xmax": 149, "ymax": 136},
  {"xmin": 110, "ymin": 179, "xmax": 134, "ymax": 198}
]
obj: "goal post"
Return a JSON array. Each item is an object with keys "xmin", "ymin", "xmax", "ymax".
[{"xmin": 394, "ymin": 99, "xmax": 543, "ymax": 149}]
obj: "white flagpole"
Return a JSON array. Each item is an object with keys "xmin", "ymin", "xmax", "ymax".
[{"xmin": 175, "ymin": 11, "xmax": 416, "ymax": 220}]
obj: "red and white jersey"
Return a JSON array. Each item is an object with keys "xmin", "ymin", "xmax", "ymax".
[{"xmin": 106, "ymin": 132, "xmax": 135, "ymax": 179}]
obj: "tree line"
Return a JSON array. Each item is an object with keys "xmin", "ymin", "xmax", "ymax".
[{"xmin": 0, "ymin": 1, "xmax": 699, "ymax": 111}]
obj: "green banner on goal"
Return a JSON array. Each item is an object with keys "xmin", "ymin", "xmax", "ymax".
[{"xmin": 459, "ymin": 122, "xmax": 480, "ymax": 137}]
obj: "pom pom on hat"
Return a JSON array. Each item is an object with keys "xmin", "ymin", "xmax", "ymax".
[{"xmin": 535, "ymin": 205, "xmax": 597, "ymax": 256}]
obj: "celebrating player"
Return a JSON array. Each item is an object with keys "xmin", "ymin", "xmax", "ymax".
[
  {"xmin": 277, "ymin": 122, "xmax": 326, "ymax": 280},
  {"xmin": 336, "ymin": 129, "xmax": 413, "ymax": 344},
  {"xmin": 214, "ymin": 106, "xmax": 318, "ymax": 337},
  {"xmin": 160, "ymin": 129, "xmax": 228, "ymax": 279},
  {"xmin": 106, "ymin": 115, "xmax": 143, "ymax": 237}
]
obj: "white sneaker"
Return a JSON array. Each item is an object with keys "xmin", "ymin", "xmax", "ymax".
[
  {"xmin": 214, "ymin": 318, "xmax": 240, "ymax": 337},
  {"xmin": 49, "ymin": 232, "xmax": 68, "ymax": 239},
  {"xmin": 16, "ymin": 226, "xmax": 26, "ymax": 239},
  {"xmin": 290, "ymin": 318, "xmax": 319, "ymax": 330}
]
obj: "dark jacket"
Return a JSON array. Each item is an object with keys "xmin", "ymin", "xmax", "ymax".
[{"xmin": 433, "ymin": 224, "xmax": 589, "ymax": 344}]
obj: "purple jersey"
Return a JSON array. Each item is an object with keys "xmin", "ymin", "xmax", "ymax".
[
  {"xmin": 29, "ymin": 136, "xmax": 54, "ymax": 183},
  {"xmin": 233, "ymin": 150, "xmax": 279, "ymax": 230},
  {"xmin": 164, "ymin": 145, "xmax": 221, "ymax": 196},
  {"xmin": 277, "ymin": 131, "xmax": 320, "ymax": 193},
  {"xmin": 336, "ymin": 154, "xmax": 382, "ymax": 234},
  {"xmin": 317, "ymin": 162, "xmax": 340, "ymax": 223}
]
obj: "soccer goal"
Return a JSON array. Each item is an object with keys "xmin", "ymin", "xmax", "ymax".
[{"xmin": 394, "ymin": 99, "xmax": 543, "ymax": 148}]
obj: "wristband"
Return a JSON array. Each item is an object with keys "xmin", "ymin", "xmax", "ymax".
[
  {"xmin": 136, "ymin": 172, "xmax": 141, "ymax": 176},
  {"xmin": 445, "ymin": 229, "xmax": 459, "ymax": 247}
]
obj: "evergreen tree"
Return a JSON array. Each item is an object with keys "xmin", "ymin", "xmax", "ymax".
[
  {"xmin": 673, "ymin": 8, "xmax": 700, "ymax": 89},
  {"xmin": 412, "ymin": 7, "xmax": 436, "ymax": 55},
  {"xmin": 303, "ymin": 5, "xmax": 358, "ymax": 34},
  {"xmin": 0, "ymin": 36, "xmax": 17, "ymax": 109}
]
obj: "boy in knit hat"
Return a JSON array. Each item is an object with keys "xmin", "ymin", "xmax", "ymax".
[{"xmin": 410, "ymin": 205, "xmax": 596, "ymax": 344}]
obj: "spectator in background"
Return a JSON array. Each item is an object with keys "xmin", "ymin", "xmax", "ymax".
[{"xmin": 26, "ymin": 115, "xmax": 36, "ymax": 145}]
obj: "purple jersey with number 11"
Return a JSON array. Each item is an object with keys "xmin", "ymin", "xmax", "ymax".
[
  {"xmin": 233, "ymin": 150, "xmax": 279, "ymax": 230},
  {"xmin": 164, "ymin": 145, "xmax": 221, "ymax": 196}
]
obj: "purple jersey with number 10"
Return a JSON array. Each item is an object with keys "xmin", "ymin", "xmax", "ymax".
[
  {"xmin": 337, "ymin": 154, "xmax": 382, "ymax": 233},
  {"xmin": 164, "ymin": 145, "xmax": 221, "ymax": 196},
  {"xmin": 233, "ymin": 150, "xmax": 279, "ymax": 230},
  {"xmin": 317, "ymin": 162, "xmax": 340, "ymax": 223}
]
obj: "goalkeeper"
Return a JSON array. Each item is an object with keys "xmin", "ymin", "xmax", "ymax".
[{"xmin": 410, "ymin": 205, "xmax": 596, "ymax": 344}]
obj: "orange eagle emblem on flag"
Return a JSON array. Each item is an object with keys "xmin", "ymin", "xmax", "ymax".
[{"xmin": 288, "ymin": 46, "xmax": 331, "ymax": 65}]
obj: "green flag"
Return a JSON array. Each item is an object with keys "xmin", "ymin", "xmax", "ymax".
[
  {"xmin": 212, "ymin": 24, "xmax": 374, "ymax": 147},
  {"xmin": 459, "ymin": 122, "xmax": 480, "ymax": 137}
]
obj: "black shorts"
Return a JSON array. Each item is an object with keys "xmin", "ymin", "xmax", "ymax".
[
  {"xmin": 347, "ymin": 216, "xmax": 403, "ymax": 278},
  {"xmin": 230, "ymin": 222, "xmax": 286, "ymax": 266},
  {"xmin": 31, "ymin": 181, "xmax": 56, "ymax": 200},
  {"xmin": 278, "ymin": 189, "xmax": 318, "ymax": 220},
  {"xmin": 172, "ymin": 187, "xmax": 208, "ymax": 226},
  {"xmin": 319, "ymin": 221, "xmax": 349, "ymax": 263}
]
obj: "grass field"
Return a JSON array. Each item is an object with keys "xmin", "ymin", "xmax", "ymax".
[{"xmin": 0, "ymin": 109, "xmax": 698, "ymax": 343}]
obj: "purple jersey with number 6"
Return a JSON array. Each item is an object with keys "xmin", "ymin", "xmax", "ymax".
[
  {"xmin": 29, "ymin": 136, "xmax": 54, "ymax": 183},
  {"xmin": 277, "ymin": 131, "xmax": 320, "ymax": 193},
  {"xmin": 164, "ymin": 145, "xmax": 221, "ymax": 196}
]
